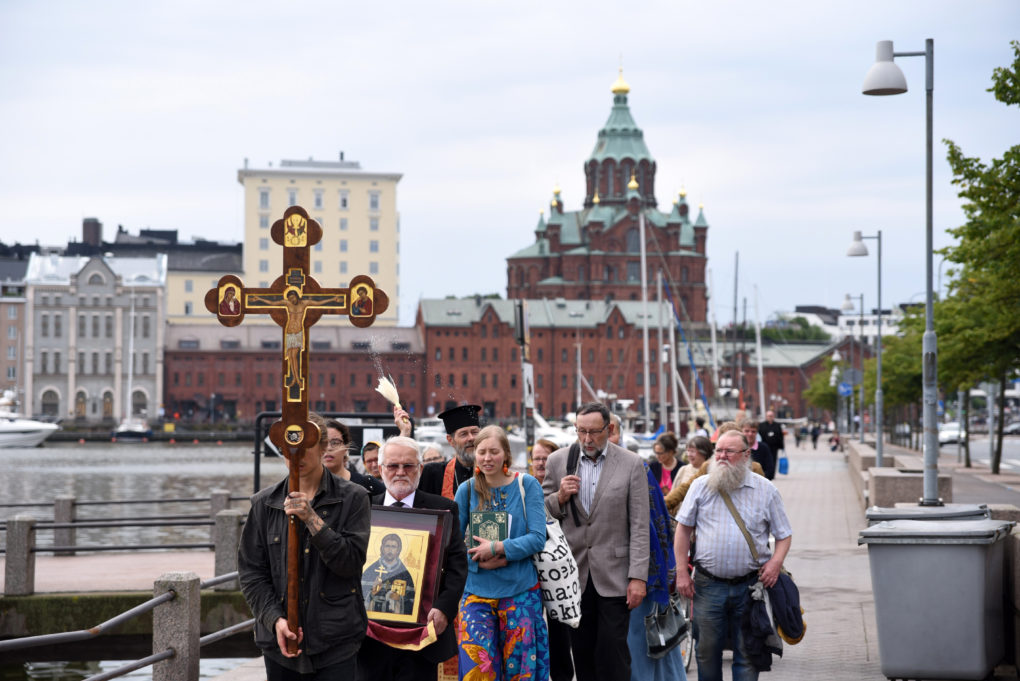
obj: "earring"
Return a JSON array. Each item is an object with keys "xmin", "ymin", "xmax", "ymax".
[
  {"xmin": 474, "ymin": 467, "xmax": 481, "ymax": 475},
  {"xmin": 502, "ymin": 463, "xmax": 509, "ymax": 475}
]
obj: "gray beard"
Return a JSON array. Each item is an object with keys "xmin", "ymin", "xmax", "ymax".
[
  {"xmin": 706, "ymin": 457, "xmax": 749, "ymax": 493},
  {"xmin": 455, "ymin": 447, "xmax": 475, "ymax": 469}
]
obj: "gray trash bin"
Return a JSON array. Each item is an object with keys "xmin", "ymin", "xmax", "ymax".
[
  {"xmin": 865, "ymin": 503, "xmax": 990, "ymax": 525},
  {"xmin": 858, "ymin": 518, "xmax": 1014, "ymax": 680}
]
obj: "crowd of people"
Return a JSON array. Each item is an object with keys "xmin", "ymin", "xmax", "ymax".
[{"xmin": 238, "ymin": 403, "xmax": 794, "ymax": 681}]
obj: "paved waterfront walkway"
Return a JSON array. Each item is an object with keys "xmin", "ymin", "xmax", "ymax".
[{"xmin": 6, "ymin": 443, "xmax": 1020, "ymax": 679}]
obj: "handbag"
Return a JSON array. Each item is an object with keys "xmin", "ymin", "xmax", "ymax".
[
  {"xmin": 644, "ymin": 592, "xmax": 689, "ymax": 658},
  {"xmin": 517, "ymin": 474, "xmax": 582, "ymax": 627}
]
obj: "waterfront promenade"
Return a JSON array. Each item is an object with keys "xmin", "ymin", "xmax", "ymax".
[{"xmin": 3, "ymin": 442, "xmax": 1018, "ymax": 679}]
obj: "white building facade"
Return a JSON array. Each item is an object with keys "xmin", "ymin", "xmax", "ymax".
[{"xmin": 24, "ymin": 254, "xmax": 167, "ymax": 422}]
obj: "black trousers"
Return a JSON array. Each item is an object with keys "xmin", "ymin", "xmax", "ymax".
[
  {"xmin": 548, "ymin": 616, "xmax": 575, "ymax": 681},
  {"xmin": 264, "ymin": 655, "xmax": 357, "ymax": 681},
  {"xmin": 357, "ymin": 636, "xmax": 439, "ymax": 681},
  {"xmin": 569, "ymin": 576, "xmax": 631, "ymax": 681}
]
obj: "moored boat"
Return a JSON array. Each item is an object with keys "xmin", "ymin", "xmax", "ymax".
[{"xmin": 0, "ymin": 390, "xmax": 59, "ymax": 447}]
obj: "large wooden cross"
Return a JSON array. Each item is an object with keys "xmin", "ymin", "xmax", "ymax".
[{"xmin": 205, "ymin": 205, "xmax": 389, "ymax": 652}]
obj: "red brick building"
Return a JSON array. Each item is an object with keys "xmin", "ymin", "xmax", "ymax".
[{"xmin": 506, "ymin": 71, "xmax": 709, "ymax": 323}]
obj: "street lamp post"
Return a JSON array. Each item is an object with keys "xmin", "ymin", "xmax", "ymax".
[
  {"xmin": 842, "ymin": 293, "xmax": 866, "ymax": 443},
  {"xmin": 847, "ymin": 231, "xmax": 884, "ymax": 466},
  {"xmin": 862, "ymin": 38, "xmax": 938, "ymax": 503}
]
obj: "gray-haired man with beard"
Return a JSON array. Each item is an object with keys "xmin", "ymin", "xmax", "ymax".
[
  {"xmin": 674, "ymin": 430, "xmax": 792, "ymax": 681},
  {"xmin": 357, "ymin": 436, "xmax": 467, "ymax": 681}
]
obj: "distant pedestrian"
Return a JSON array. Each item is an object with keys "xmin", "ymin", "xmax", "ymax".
[
  {"xmin": 810, "ymin": 423, "xmax": 821, "ymax": 450},
  {"xmin": 693, "ymin": 417, "xmax": 710, "ymax": 438},
  {"xmin": 758, "ymin": 410, "xmax": 785, "ymax": 461},
  {"xmin": 742, "ymin": 418, "xmax": 775, "ymax": 480},
  {"xmin": 793, "ymin": 426, "xmax": 803, "ymax": 449}
]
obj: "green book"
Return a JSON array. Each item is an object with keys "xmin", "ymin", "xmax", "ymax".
[{"xmin": 468, "ymin": 510, "xmax": 509, "ymax": 548}]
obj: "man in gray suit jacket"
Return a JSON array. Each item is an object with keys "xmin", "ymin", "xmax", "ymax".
[{"xmin": 542, "ymin": 402, "xmax": 650, "ymax": 681}]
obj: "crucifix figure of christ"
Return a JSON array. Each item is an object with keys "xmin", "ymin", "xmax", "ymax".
[{"xmin": 204, "ymin": 205, "xmax": 389, "ymax": 653}]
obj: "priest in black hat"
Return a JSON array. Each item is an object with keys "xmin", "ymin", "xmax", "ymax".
[{"xmin": 417, "ymin": 404, "xmax": 482, "ymax": 500}]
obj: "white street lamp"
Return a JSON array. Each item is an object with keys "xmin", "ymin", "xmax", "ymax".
[
  {"xmin": 862, "ymin": 39, "xmax": 937, "ymax": 502},
  {"xmin": 848, "ymin": 230, "xmax": 884, "ymax": 465},
  {"xmin": 842, "ymin": 293, "xmax": 866, "ymax": 444}
]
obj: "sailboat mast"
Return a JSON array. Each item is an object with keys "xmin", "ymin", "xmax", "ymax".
[
  {"xmin": 124, "ymin": 290, "xmax": 135, "ymax": 421},
  {"xmin": 754, "ymin": 286, "xmax": 766, "ymax": 419}
]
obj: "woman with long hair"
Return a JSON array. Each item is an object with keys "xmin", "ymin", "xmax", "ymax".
[
  {"xmin": 321, "ymin": 419, "xmax": 385, "ymax": 496},
  {"xmin": 454, "ymin": 425, "xmax": 549, "ymax": 680}
]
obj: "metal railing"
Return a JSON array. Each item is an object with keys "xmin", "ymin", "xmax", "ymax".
[
  {"xmin": 3, "ymin": 509, "xmax": 244, "ymax": 596},
  {"xmin": 0, "ymin": 572, "xmax": 254, "ymax": 681}
]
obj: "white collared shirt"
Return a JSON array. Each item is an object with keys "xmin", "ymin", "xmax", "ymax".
[
  {"xmin": 384, "ymin": 491, "xmax": 416, "ymax": 508},
  {"xmin": 576, "ymin": 442, "xmax": 608, "ymax": 514}
]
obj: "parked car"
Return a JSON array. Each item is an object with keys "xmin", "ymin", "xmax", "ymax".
[
  {"xmin": 938, "ymin": 421, "xmax": 966, "ymax": 445},
  {"xmin": 1004, "ymin": 421, "xmax": 1020, "ymax": 436}
]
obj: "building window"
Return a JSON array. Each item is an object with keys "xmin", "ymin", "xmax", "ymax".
[
  {"xmin": 6, "ymin": 345, "xmax": 14, "ymax": 360},
  {"xmin": 340, "ymin": 261, "xmax": 347, "ymax": 274},
  {"xmin": 537, "ymin": 374, "xmax": 544, "ymax": 389},
  {"xmin": 184, "ymin": 301, "xmax": 193, "ymax": 315},
  {"xmin": 369, "ymin": 192, "xmax": 380, "ymax": 211},
  {"xmin": 370, "ymin": 217, "xmax": 379, "ymax": 231},
  {"xmin": 79, "ymin": 314, "xmax": 87, "ymax": 337},
  {"xmin": 314, "ymin": 241, "xmax": 322, "ymax": 252},
  {"xmin": 314, "ymin": 261, "xmax": 322, "ymax": 273},
  {"xmin": 106, "ymin": 352, "xmax": 112, "ymax": 374},
  {"xmin": 448, "ymin": 347, "xmax": 455, "ymax": 360},
  {"xmin": 462, "ymin": 347, "xmax": 468, "ymax": 361},
  {"xmin": 369, "ymin": 240, "xmax": 379, "ymax": 253},
  {"xmin": 339, "ymin": 190, "xmax": 349, "ymax": 210},
  {"xmin": 41, "ymin": 314, "xmax": 49, "ymax": 337},
  {"xmin": 314, "ymin": 189, "xmax": 324, "ymax": 210},
  {"xmin": 537, "ymin": 348, "xmax": 543, "ymax": 362},
  {"xmin": 259, "ymin": 259, "xmax": 269, "ymax": 272},
  {"xmin": 340, "ymin": 240, "xmax": 348, "ymax": 253},
  {"xmin": 106, "ymin": 315, "xmax": 113, "ymax": 337},
  {"xmin": 54, "ymin": 315, "xmax": 62, "ymax": 337},
  {"xmin": 462, "ymin": 373, "xmax": 468, "ymax": 387},
  {"xmin": 627, "ymin": 262, "xmax": 640, "ymax": 282},
  {"xmin": 481, "ymin": 348, "xmax": 487, "ymax": 361},
  {"xmin": 561, "ymin": 349, "xmax": 568, "ymax": 362},
  {"xmin": 259, "ymin": 188, "xmax": 270, "ymax": 209},
  {"xmin": 259, "ymin": 214, "xmax": 269, "ymax": 228},
  {"xmin": 259, "ymin": 238, "xmax": 269, "ymax": 250},
  {"xmin": 41, "ymin": 351, "xmax": 47, "ymax": 373},
  {"xmin": 142, "ymin": 316, "xmax": 151, "ymax": 338},
  {"xmin": 481, "ymin": 374, "xmax": 487, "ymax": 388},
  {"xmin": 92, "ymin": 315, "xmax": 99, "ymax": 337},
  {"xmin": 53, "ymin": 351, "xmax": 61, "ymax": 372},
  {"xmin": 287, "ymin": 189, "xmax": 297, "ymax": 206},
  {"xmin": 340, "ymin": 217, "xmax": 348, "ymax": 231},
  {"xmin": 92, "ymin": 352, "xmax": 99, "ymax": 374},
  {"xmin": 435, "ymin": 349, "xmax": 441, "ymax": 361},
  {"xmin": 370, "ymin": 262, "xmax": 379, "ymax": 274},
  {"xmin": 7, "ymin": 366, "xmax": 14, "ymax": 380}
]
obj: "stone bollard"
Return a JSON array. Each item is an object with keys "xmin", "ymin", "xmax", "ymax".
[
  {"xmin": 209, "ymin": 489, "xmax": 231, "ymax": 547},
  {"xmin": 213, "ymin": 509, "xmax": 242, "ymax": 591},
  {"xmin": 153, "ymin": 571, "xmax": 200, "ymax": 681},
  {"xmin": 4, "ymin": 515, "xmax": 36, "ymax": 596},
  {"xmin": 54, "ymin": 495, "xmax": 77, "ymax": 556}
]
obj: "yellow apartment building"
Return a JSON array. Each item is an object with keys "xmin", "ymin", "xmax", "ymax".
[{"xmin": 237, "ymin": 154, "xmax": 402, "ymax": 326}]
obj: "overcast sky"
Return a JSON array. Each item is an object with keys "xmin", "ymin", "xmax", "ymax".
[{"xmin": 1, "ymin": 1, "xmax": 1016, "ymax": 327}]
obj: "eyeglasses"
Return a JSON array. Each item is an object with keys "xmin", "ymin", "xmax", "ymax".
[
  {"xmin": 715, "ymin": 448, "xmax": 748, "ymax": 457},
  {"xmin": 325, "ymin": 439, "xmax": 347, "ymax": 451},
  {"xmin": 383, "ymin": 463, "xmax": 419, "ymax": 472},
  {"xmin": 576, "ymin": 424, "xmax": 608, "ymax": 438}
]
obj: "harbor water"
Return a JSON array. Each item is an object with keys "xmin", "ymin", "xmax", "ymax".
[{"xmin": 0, "ymin": 441, "xmax": 288, "ymax": 681}]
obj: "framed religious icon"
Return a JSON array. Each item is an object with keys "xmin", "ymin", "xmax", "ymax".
[{"xmin": 362, "ymin": 506, "xmax": 453, "ymax": 626}]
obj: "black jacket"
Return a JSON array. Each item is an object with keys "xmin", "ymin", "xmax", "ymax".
[
  {"xmin": 759, "ymin": 420, "xmax": 785, "ymax": 454},
  {"xmin": 238, "ymin": 469, "xmax": 370, "ymax": 665},
  {"xmin": 418, "ymin": 458, "xmax": 473, "ymax": 498}
]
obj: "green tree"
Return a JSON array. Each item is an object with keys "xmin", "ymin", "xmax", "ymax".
[
  {"xmin": 803, "ymin": 357, "xmax": 839, "ymax": 415},
  {"xmin": 940, "ymin": 40, "xmax": 1020, "ymax": 473}
]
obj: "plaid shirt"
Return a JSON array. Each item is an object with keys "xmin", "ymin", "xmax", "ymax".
[{"xmin": 677, "ymin": 470, "xmax": 792, "ymax": 578}]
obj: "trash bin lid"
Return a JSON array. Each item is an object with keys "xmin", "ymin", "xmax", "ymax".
[
  {"xmin": 865, "ymin": 503, "xmax": 990, "ymax": 522},
  {"xmin": 858, "ymin": 518, "xmax": 1015, "ymax": 545}
]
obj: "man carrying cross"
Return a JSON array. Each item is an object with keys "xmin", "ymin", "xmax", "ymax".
[{"xmin": 238, "ymin": 412, "xmax": 371, "ymax": 679}]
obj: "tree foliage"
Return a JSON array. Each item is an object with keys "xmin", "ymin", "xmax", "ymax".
[
  {"xmin": 938, "ymin": 40, "xmax": 1020, "ymax": 472},
  {"xmin": 803, "ymin": 357, "xmax": 839, "ymax": 414}
]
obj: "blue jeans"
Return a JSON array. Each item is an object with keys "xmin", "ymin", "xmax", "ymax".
[{"xmin": 692, "ymin": 571, "xmax": 758, "ymax": 681}]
